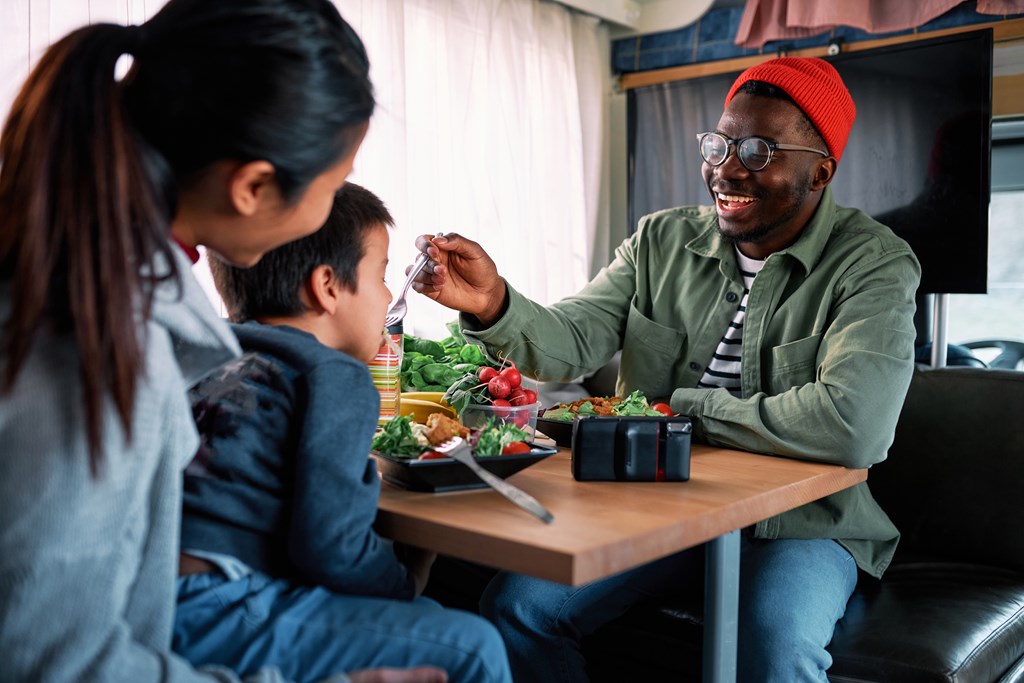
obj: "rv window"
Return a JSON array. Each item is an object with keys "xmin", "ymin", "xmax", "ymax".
[{"xmin": 947, "ymin": 118, "xmax": 1024, "ymax": 360}]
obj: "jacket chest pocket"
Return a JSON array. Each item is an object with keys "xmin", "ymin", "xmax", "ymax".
[
  {"xmin": 620, "ymin": 301, "xmax": 686, "ymax": 397},
  {"xmin": 768, "ymin": 333, "xmax": 821, "ymax": 395}
]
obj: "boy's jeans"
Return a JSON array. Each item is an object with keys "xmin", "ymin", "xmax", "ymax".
[
  {"xmin": 173, "ymin": 572, "xmax": 512, "ymax": 683},
  {"xmin": 480, "ymin": 535, "xmax": 857, "ymax": 682}
]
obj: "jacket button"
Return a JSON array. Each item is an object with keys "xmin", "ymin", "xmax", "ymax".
[
  {"xmin": 689, "ymin": 362, "xmax": 700, "ymax": 371},
  {"xmin": 726, "ymin": 291, "xmax": 738, "ymax": 303}
]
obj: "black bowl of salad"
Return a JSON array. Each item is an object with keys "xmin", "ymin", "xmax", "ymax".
[
  {"xmin": 370, "ymin": 414, "xmax": 558, "ymax": 492},
  {"xmin": 537, "ymin": 390, "xmax": 672, "ymax": 448}
]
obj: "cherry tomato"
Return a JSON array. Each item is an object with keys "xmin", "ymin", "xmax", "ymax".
[
  {"xmin": 501, "ymin": 441, "xmax": 532, "ymax": 455},
  {"xmin": 499, "ymin": 366, "xmax": 522, "ymax": 389},
  {"xmin": 478, "ymin": 366, "xmax": 499, "ymax": 383},
  {"xmin": 651, "ymin": 402, "xmax": 674, "ymax": 416},
  {"xmin": 417, "ymin": 450, "xmax": 449, "ymax": 460},
  {"xmin": 487, "ymin": 376, "xmax": 511, "ymax": 399}
]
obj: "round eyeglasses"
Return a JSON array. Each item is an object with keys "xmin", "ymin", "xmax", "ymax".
[{"xmin": 696, "ymin": 132, "xmax": 829, "ymax": 172}]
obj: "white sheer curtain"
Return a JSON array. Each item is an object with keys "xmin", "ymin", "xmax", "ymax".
[
  {"xmin": 0, "ymin": 0, "xmax": 607, "ymax": 340},
  {"xmin": 337, "ymin": 0, "xmax": 606, "ymax": 339},
  {"xmin": 0, "ymin": 1, "xmax": 158, "ymax": 125}
]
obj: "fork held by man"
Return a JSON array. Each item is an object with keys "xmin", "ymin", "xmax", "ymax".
[{"xmin": 384, "ymin": 232, "xmax": 444, "ymax": 328}]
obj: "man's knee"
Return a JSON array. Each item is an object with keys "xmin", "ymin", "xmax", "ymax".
[{"xmin": 738, "ymin": 631, "xmax": 832, "ymax": 683}]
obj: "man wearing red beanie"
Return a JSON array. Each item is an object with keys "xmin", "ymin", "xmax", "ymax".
[{"xmin": 408, "ymin": 57, "xmax": 921, "ymax": 683}]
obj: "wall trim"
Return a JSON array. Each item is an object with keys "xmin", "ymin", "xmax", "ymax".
[{"xmin": 619, "ymin": 17, "xmax": 1024, "ymax": 95}]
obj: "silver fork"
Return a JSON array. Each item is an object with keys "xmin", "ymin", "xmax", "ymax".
[
  {"xmin": 434, "ymin": 437, "xmax": 554, "ymax": 524},
  {"xmin": 384, "ymin": 233, "xmax": 442, "ymax": 329},
  {"xmin": 383, "ymin": 252, "xmax": 428, "ymax": 328}
]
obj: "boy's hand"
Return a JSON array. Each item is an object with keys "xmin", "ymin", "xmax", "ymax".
[
  {"xmin": 411, "ymin": 233, "xmax": 508, "ymax": 326},
  {"xmin": 395, "ymin": 543, "xmax": 437, "ymax": 597}
]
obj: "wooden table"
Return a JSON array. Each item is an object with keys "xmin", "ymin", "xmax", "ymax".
[{"xmin": 376, "ymin": 444, "xmax": 867, "ymax": 683}]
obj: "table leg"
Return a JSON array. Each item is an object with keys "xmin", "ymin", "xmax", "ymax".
[{"xmin": 702, "ymin": 529, "xmax": 740, "ymax": 683}]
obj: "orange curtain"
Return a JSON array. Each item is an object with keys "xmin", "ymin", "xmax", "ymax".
[{"xmin": 735, "ymin": 0, "xmax": 1022, "ymax": 49}]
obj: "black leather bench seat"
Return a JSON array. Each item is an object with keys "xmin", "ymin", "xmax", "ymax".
[{"xmin": 828, "ymin": 562, "xmax": 1024, "ymax": 683}]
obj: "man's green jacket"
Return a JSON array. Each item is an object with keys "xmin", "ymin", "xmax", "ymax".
[{"xmin": 463, "ymin": 187, "xmax": 922, "ymax": 577}]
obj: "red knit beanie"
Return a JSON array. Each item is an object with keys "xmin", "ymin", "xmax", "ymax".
[{"xmin": 724, "ymin": 57, "xmax": 856, "ymax": 162}]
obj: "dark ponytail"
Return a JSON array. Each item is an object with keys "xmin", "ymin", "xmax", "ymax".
[
  {"xmin": 0, "ymin": 0, "xmax": 374, "ymax": 474},
  {"xmin": 0, "ymin": 24, "xmax": 174, "ymax": 473}
]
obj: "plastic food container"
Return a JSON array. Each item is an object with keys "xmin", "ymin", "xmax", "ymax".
[{"xmin": 459, "ymin": 401, "xmax": 541, "ymax": 437}]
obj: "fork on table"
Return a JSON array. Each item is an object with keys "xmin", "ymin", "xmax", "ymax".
[{"xmin": 433, "ymin": 437, "xmax": 554, "ymax": 524}]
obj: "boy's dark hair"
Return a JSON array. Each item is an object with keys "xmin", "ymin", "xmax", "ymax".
[{"xmin": 211, "ymin": 183, "xmax": 393, "ymax": 323}]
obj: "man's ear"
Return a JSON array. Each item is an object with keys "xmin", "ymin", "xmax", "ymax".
[
  {"xmin": 305, "ymin": 264, "xmax": 342, "ymax": 315},
  {"xmin": 811, "ymin": 157, "xmax": 838, "ymax": 191},
  {"xmin": 228, "ymin": 160, "xmax": 278, "ymax": 217}
]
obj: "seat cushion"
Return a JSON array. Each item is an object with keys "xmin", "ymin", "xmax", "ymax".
[{"xmin": 827, "ymin": 562, "xmax": 1024, "ymax": 683}]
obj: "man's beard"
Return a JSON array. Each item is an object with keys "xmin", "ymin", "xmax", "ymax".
[{"xmin": 717, "ymin": 175, "xmax": 812, "ymax": 246}]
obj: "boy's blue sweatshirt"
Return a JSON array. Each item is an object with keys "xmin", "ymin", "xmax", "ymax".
[{"xmin": 181, "ymin": 322, "xmax": 414, "ymax": 599}]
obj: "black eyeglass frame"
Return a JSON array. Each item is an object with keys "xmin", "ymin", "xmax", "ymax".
[{"xmin": 696, "ymin": 132, "xmax": 829, "ymax": 171}]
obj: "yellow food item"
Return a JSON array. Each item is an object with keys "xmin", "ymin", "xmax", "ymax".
[{"xmin": 399, "ymin": 398, "xmax": 456, "ymax": 424}]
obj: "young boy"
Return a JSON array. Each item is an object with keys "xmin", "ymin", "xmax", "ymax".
[{"xmin": 172, "ymin": 184, "xmax": 512, "ymax": 683}]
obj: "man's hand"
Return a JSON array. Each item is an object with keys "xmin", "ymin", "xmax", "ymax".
[
  {"xmin": 411, "ymin": 233, "xmax": 507, "ymax": 325},
  {"xmin": 347, "ymin": 667, "xmax": 448, "ymax": 683}
]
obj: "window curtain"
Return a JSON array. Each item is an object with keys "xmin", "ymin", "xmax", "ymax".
[
  {"xmin": 337, "ymin": 0, "xmax": 607, "ymax": 339},
  {"xmin": 0, "ymin": 1, "xmax": 158, "ymax": 126},
  {"xmin": 735, "ymin": 0, "xmax": 1018, "ymax": 49},
  {"xmin": 0, "ymin": 0, "xmax": 609, "ymax": 340}
]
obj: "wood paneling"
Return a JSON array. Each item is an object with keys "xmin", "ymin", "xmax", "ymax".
[{"xmin": 995, "ymin": 73, "xmax": 1024, "ymax": 117}]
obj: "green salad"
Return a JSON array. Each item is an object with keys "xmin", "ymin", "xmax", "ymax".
[
  {"xmin": 541, "ymin": 390, "xmax": 664, "ymax": 422},
  {"xmin": 371, "ymin": 414, "xmax": 530, "ymax": 459}
]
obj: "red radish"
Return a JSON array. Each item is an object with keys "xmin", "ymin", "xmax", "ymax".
[
  {"xmin": 490, "ymin": 398, "xmax": 511, "ymax": 418},
  {"xmin": 487, "ymin": 376, "xmax": 511, "ymax": 399},
  {"xmin": 522, "ymin": 388, "xmax": 537, "ymax": 405},
  {"xmin": 512, "ymin": 409, "xmax": 531, "ymax": 428},
  {"xmin": 478, "ymin": 366, "xmax": 499, "ymax": 382},
  {"xmin": 508, "ymin": 387, "xmax": 527, "ymax": 406},
  {"xmin": 499, "ymin": 366, "xmax": 522, "ymax": 389}
]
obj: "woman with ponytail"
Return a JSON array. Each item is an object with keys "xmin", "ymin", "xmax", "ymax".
[{"xmin": 0, "ymin": 2, "xmax": 450, "ymax": 682}]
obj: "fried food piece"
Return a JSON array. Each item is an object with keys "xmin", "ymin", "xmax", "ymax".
[
  {"xmin": 559, "ymin": 396, "xmax": 621, "ymax": 416},
  {"xmin": 423, "ymin": 412, "xmax": 470, "ymax": 445}
]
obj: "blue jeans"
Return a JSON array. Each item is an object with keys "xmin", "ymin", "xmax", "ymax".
[
  {"xmin": 479, "ymin": 536, "xmax": 857, "ymax": 683},
  {"xmin": 173, "ymin": 572, "xmax": 512, "ymax": 683}
]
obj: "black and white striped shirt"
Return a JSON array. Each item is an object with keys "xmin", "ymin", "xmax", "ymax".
[{"xmin": 697, "ymin": 249, "xmax": 766, "ymax": 397}]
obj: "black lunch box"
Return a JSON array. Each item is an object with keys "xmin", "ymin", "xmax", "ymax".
[{"xmin": 570, "ymin": 415, "xmax": 692, "ymax": 482}]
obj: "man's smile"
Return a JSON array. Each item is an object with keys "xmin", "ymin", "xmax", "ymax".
[{"xmin": 713, "ymin": 188, "xmax": 759, "ymax": 217}]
